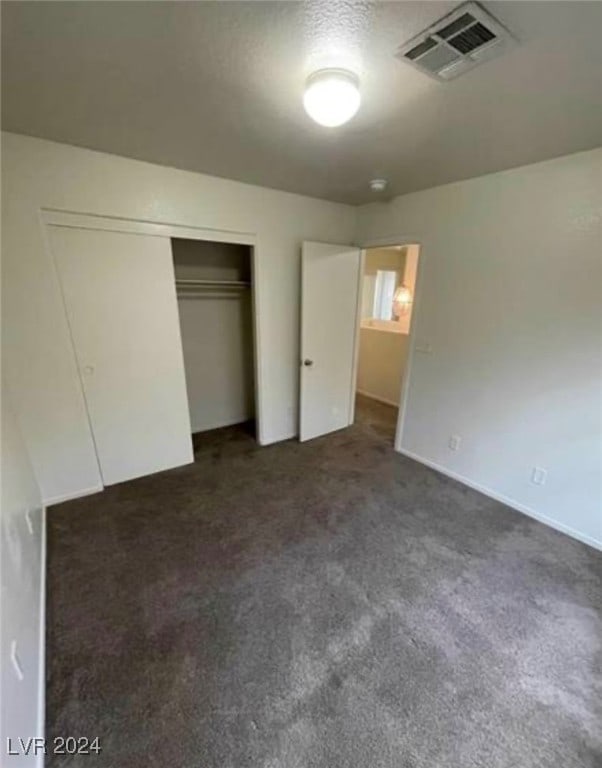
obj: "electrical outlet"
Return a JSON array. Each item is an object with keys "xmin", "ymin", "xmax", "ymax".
[
  {"xmin": 10, "ymin": 641, "xmax": 24, "ymax": 681},
  {"xmin": 449, "ymin": 435, "xmax": 461, "ymax": 451},
  {"xmin": 531, "ymin": 467, "xmax": 547, "ymax": 486}
]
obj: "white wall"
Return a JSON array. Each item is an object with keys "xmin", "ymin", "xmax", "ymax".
[
  {"xmin": 172, "ymin": 238, "xmax": 255, "ymax": 433},
  {"xmin": 1, "ymin": 132, "xmax": 355, "ymax": 503},
  {"xmin": 356, "ymin": 148, "xmax": 602, "ymax": 549},
  {"xmin": 1, "ymin": 384, "xmax": 45, "ymax": 766},
  {"xmin": 178, "ymin": 293, "xmax": 255, "ymax": 432},
  {"xmin": 3, "ymin": 132, "xmax": 600, "ymax": 549},
  {"xmin": 356, "ymin": 328, "xmax": 409, "ymax": 406}
]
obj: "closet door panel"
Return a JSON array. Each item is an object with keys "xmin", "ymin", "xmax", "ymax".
[{"xmin": 50, "ymin": 226, "xmax": 193, "ymax": 485}]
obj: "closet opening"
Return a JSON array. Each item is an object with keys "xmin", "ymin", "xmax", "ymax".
[{"xmin": 171, "ymin": 238, "xmax": 257, "ymax": 444}]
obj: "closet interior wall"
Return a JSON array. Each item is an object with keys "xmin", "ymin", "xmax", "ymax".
[{"xmin": 171, "ymin": 238, "xmax": 255, "ymax": 435}]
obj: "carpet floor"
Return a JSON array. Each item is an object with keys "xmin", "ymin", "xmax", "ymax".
[{"xmin": 46, "ymin": 396, "xmax": 602, "ymax": 768}]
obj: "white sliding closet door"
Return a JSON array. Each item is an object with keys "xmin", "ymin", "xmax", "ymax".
[{"xmin": 50, "ymin": 226, "xmax": 193, "ymax": 485}]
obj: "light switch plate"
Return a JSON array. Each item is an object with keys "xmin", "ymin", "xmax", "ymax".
[
  {"xmin": 415, "ymin": 342, "xmax": 433, "ymax": 354},
  {"xmin": 531, "ymin": 467, "xmax": 547, "ymax": 486}
]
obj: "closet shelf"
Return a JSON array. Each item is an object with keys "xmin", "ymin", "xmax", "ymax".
[{"xmin": 175, "ymin": 278, "xmax": 250, "ymax": 294}]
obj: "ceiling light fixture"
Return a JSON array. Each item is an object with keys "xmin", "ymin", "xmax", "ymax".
[
  {"xmin": 303, "ymin": 69, "xmax": 360, "ymax": 127},
  {"xmin": 369, "ymin": 178, "xmax": 387, "ymax": 192}
]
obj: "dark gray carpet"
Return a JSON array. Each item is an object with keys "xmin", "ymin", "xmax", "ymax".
[{"xmin": 47, "ymin": 396, "xmax": 602, "ymax": 768}]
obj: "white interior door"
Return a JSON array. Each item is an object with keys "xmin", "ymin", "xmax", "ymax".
[
  {"xmin": 50, "ymin": 226, "xmax": 193, "ymax": 485},
  {"xmin": 300, "ymin": 241, "xmax": 361, "ymax": 442}
]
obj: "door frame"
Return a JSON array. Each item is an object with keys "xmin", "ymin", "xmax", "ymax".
[
  {"xmin": 348, "ymin": 248, "xmax": 365, "ymax": 426},
  {"xmin": 40, "ymin": 209, "xmax": 267, "ymax": 445},
  {"xmin": 354, "ymin": 235, "xmax": 424, "ymax": 453}
]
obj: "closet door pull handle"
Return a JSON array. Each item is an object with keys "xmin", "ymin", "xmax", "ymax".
[{"xmin": 303, "ymin": 359, "xmax": 313, "ymax": 367}]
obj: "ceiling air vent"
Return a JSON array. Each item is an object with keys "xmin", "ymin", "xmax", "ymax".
[{"xmin": 396, "ymin": 2, "xmax": 516, "ymax": 81}]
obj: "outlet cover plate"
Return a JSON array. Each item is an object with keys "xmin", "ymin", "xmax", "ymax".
[{"xmin": 531, "ymin": 467, "xmax": 547, "ymax": 486}]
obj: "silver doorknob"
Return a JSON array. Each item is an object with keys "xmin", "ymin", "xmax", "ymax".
[{"xmin": 303, "ymin": 359, "xmax": 313, "ymax": 367}]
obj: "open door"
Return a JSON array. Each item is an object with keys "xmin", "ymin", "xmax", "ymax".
[{"xmin": 299, "ymin": 241, "xmax": 361, "ymax": 442}]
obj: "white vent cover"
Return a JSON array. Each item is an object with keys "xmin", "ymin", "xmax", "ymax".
[{"xmin": 396, "ymin": 2, "xmax": 516, "ymax": 81}]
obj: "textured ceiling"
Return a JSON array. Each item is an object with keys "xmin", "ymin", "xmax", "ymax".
[{"xmin": 2, "ymin": 1, "xmax": 601, "ymax": 204}]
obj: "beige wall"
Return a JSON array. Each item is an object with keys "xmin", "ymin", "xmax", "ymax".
[
  {"xmin": 364, "ymin": 246, "xmax": 406, "ymax": 277},
  {"xmin": 357, "ymin": 328, "xmax": 409, "ymax": 406}
]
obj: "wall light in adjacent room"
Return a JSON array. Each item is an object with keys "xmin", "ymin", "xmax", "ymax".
[
  {"xmin": 393, "ymin": 284, "xmax": 413, "ymax": 316},
  {"xmin": 303, "ymin": 69, "xmax": 360, "ymax": 127}
]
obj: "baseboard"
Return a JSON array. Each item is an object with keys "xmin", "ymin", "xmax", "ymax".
[
  {"xmin": 37, "ymin": 506, "xmax": 47, "ymax": 767},
  {"xmin": 44, "ymin": 483, "xmax": 104, "ymax": 507},
  {"xmin": 191, "ymin": 414, "xmax": 254, "ymax": 433},
  {"xmin": 356, "ymin": 389, "xmax": 399, "ymax": 408},
  {"xmin": 398, "ymin": 448, "xmax": 602, "ymax": 552}
]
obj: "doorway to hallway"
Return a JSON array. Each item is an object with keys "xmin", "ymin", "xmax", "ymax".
[{"xmin": 354, "ymin": 243, "xmax": 420, "ymax": 446}]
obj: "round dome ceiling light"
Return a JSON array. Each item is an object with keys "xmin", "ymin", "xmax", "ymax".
[
  {"xmin": 369, "ymin": 178, "xmax": 388, "ymax": 192},
  {"xmin": 303, "ymin": 69, "xmax": 361, "ymax": 127}
]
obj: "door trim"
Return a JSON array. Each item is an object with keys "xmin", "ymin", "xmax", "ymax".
[
  {"xmin": 40, "ymin": 209, "xmax": 256, "ymax": 245},
  {"xmin": 354, "ymin": 235, "xmax": 424, "ymax": 454},
  {"xmin": 41, "ymin": 209, "xmax": 266, "ymax": 446},
  {"xmin": 348, "ymin": 248, "xmax": 365, "ymax": 426}
]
